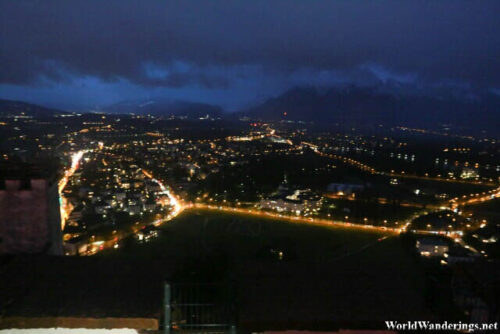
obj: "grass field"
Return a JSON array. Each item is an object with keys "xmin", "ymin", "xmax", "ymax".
[
  {"xmin": 99, "ymin": 209, "xmax": 447, "ymax": 329},
  {"xmin": 109, "ymin": 209, "xmax": 389, "ymax": 263},
  {"xmin": 0, "ymin": 210, "xmax": 454, "ymax": 330}
]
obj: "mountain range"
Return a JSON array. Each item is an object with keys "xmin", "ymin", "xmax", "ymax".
[
  {"xmin": 1, "ymin": 86, "xmax": 498, "ymax": 132},
  {"xmin": 242, "ymin": 86, "xmax": 500, "ymax": 129},
  {"xmin": 100, "ymin": 99, "xmax": 223, "ymax": 119},
  {"xmin": 0, "ymin": 99, "xmax": 68, "ymax": 118}
]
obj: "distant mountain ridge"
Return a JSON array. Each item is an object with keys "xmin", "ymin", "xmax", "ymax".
[
  {"xmin": 2, "ymin": 86, "xmax": 499, "ymax": 133},
  {"xmin": 242, "ymin": 86, "xmax": 500, "ymax": 129},
  {"xmin": 0, "ymin": 99, "xmax": 67, "ymax": 117},
  {"xmin": 101, "ymin": 99, "xmax": 223, "ymax": 118}
]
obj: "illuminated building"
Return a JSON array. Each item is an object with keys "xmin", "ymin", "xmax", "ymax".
[
  {"xmin": 416, "ymin": 237, "xmax": 449, "ymax": 257},
  {"xmin": 460, "ymin": 168, "xmax": 479, "ymax": 180},
  {"xmin": 259, "ymin": 174, "xmax": 323, "ymax": 215}
]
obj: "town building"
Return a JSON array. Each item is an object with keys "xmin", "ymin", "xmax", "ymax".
[
  {"xmin": 259, "ymin": 173, "xmax": 323, "ymax": 215},
  {"xmin": 416, "ymin": 237, "xmax": 449, "ymax": 257}
]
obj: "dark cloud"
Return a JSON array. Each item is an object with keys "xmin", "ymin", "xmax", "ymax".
[{"xmin": 0, "ymin": 0, "xmax": 499, "ymax": 107}]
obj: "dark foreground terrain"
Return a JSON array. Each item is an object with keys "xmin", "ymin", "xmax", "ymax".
[{"xmin": 1, "ymin": 210, "xmax": 458, "ymax": 331}]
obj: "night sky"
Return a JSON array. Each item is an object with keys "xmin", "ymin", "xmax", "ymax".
[{"xmin": 1, "ymin": 0, "xmax": 499, "ymax": 110}]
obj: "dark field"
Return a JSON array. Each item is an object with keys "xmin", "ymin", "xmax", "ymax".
[
  {"xmin": 1, "ymin": 210, "xmax": 453, "ymax": 330},
  {"xmin": 101, "ymin": 209, "xmax": 441, "ymax": 329},
  {"xmin": 109, "ymin": 209, "xmax": 390, "ymax": 262}
]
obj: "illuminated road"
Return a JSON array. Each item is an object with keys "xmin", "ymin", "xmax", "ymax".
[
  {"xmin": 299, "ymin": 141, "xmax": 497, "ymax": 186},
  {"xmin": 59, "ymin": 150, "xmax": 85, "ymax": 230},
  {"xmin": 141, "ymin": 169, "xmax": 185, "ymax": 225},
  {"xmin": 385, "ymin": 172, "xmax": 496, "ymax": 186},
  {"xmin": 316, "ymin": 150, "xmax": 495, "ymax": 186},
  {"xmin": 139, "ymin": 158, "xmax": 461, "ymax": 238},
  {"xmin": 58, "ymin": 150, "xmax": 84, "ymax": 193},
  {"xmin": 191, "ymin": 203, "xmax": 475, "ymax": 239},
  {"xmin": 192, "ymin": 203, "xmax": 402, "ymax": 234},
  {"xmin": 450, "ymin": 185, "xmax": 500, "ymax": 209},
  {"xmin": 138, "ymin": 167, "xmax": 403, "ymax": 234},
  {"xmin": 139, "ymin": 169, "xmax": 404, "ymax": 235}
]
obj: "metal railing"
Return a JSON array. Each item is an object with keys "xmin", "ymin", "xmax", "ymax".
[{"xmin": 164, "ymin": 282, "xmax": 236, "ymax": 334}]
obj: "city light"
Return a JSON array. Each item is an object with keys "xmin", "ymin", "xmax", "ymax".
[{"xmin": 59, "ymin": 150, "xmax": 85, "ymax": 230}]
